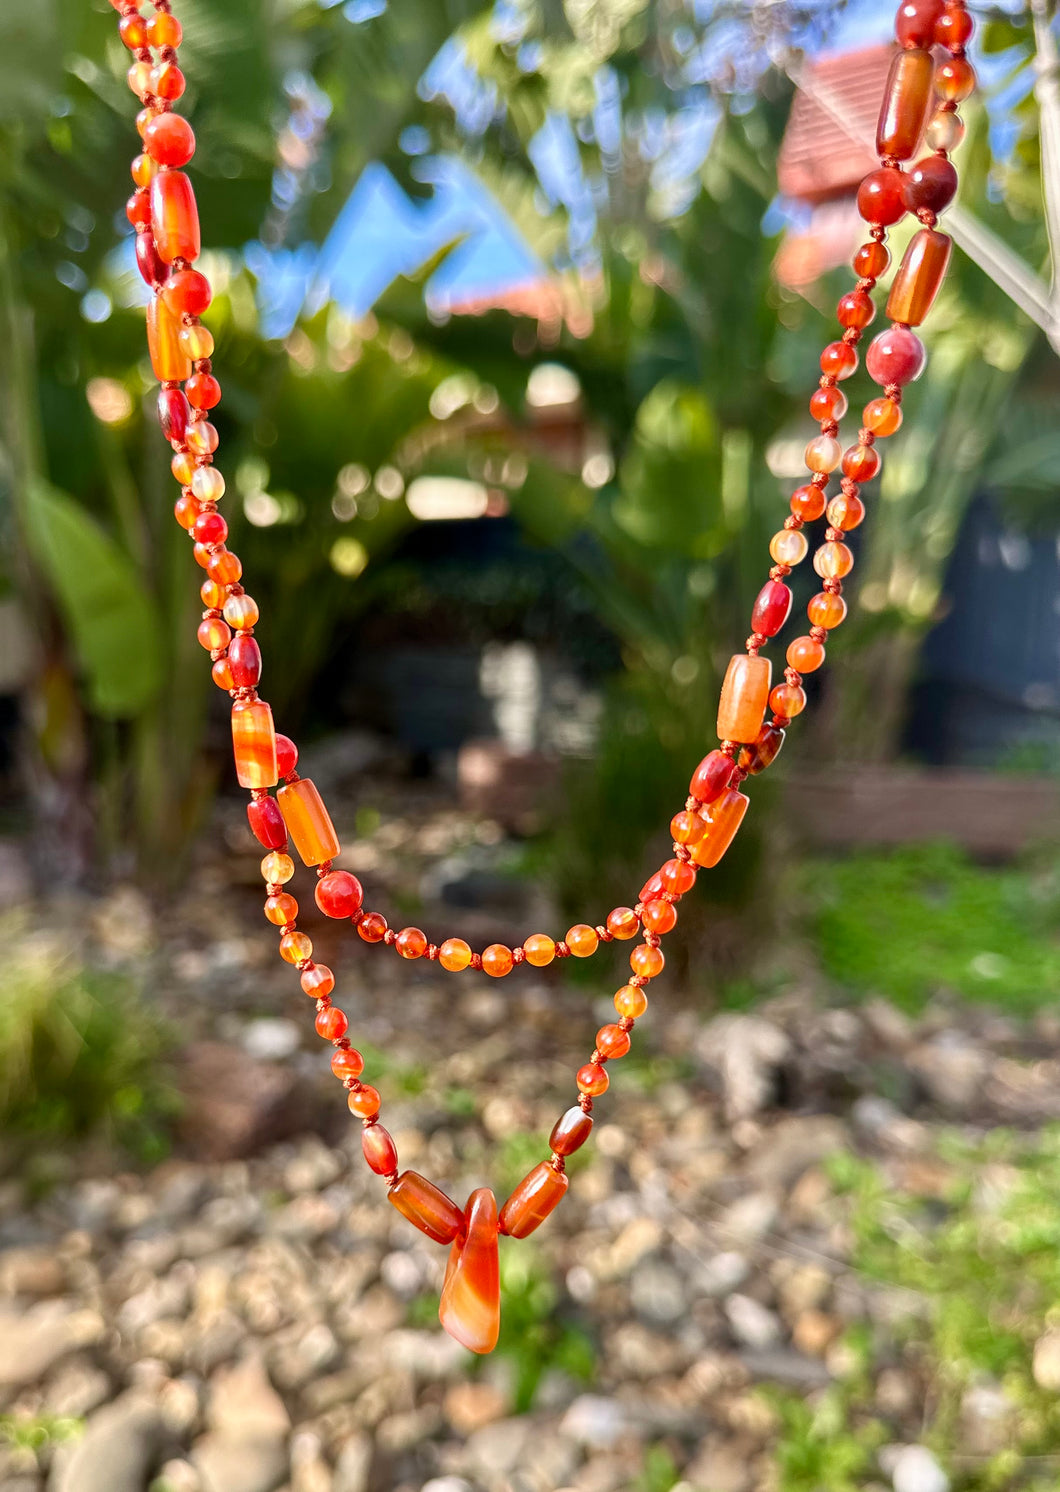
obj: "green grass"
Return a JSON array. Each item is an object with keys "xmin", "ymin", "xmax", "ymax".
[
  {"xmin": 803, "ymin": 842, "xmax": 1060, "ymax": 1012},
  {"xmin": 0, "ymin": 1412, "xmax": 82, "ymax": 1457}
]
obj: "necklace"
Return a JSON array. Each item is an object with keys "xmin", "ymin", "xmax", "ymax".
[{"xmin": 106, "ymin": 0, "xmax": 975, "ymax": 1355}]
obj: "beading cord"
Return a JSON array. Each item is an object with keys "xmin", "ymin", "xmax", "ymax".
[{"xmin": 104, "ymin": 0, "xmax": 975, "ymax": 1353}]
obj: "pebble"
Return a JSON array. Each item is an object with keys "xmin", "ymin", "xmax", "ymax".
[
  {"xmin": 331, "ymin": 1433, "xmax": 372, "ymax": 1492},
  {"xmin": 1033, "ymin": 1329, "xmax": 1060, "ymax": 1390},
  {"xmin": 725, "ymin": 1295, "xmax": 782, "ymax": 1350},
  {"xmin": 558, "ymin": 1395, "xmax": 625, "ymax": 1450},
  {"xmin": 891, "ymin": 1445, "xmax": 950, "ymax": 1492},
  {"xmin": 52, "ymin": 1393, "xmax": 168, "ymax": 1492},
  {"xmin": 0, "ymin": 1303, "xmax": 96, "ymax": 1390}
]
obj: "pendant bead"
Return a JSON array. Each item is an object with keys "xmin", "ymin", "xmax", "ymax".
[
  {"xmin": 389, "ymin": 1171, "xmax": 464, "ymax": 1244},
  {"xmin": 439, "ymin": 1189, "xmax": 501, "ymax": 1354},
  {"xmin": 717, "ymin": 653, "xmax": 772, "ymax": 744},
  {"xmin": 277, "ymin": 778, "xmax": 340, "ymax": 866},
  {"xmin": 499, "ymin": 1162, "xmax": 569, "ymax": 1239}
]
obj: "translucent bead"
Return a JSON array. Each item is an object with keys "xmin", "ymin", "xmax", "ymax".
[
  {"xmin": 482, "ymin": 943, "xmax": 514, "ymax": 977},
  {"xmin": 347, "ymin": 1085, "xmax": 380, "ymax": 1118},
  {"xmin": 787, "ymin": 635, "xmax": 826, "ymax": 672},
  {"xmin": 197, "ymin": 616, "xmax": 230, "ymax": 652},
  {"xmin": 232, "ymin": 699, "xmax": 278, "ymax": 790},
  {"xmin": 146, "ymin": 11, "xmax": 182, "ymax": 46},
  {"xmin": 630, "ymin": 943, "xmax": 664, "ymax": 979},
  {"xmin": 790, "ymin": 485, "xmax": 826, "ymax": 522},
  {"xmin": 315, "ymin": 1006, "xmax": 348, "ymax": 1041},
  {"xmin": 827, "ymin": 493, "xmax": 865, "ymax": 531},
  {"xmin": 936, "ymin": 57, "xmax": 976, "ymax": 102},
  {"xmin": 208, "ymin": 551, "xmax": 242, "ymax": 585},
  {"xmin": 596, "ymin": 1023, "xmax": 632, "ymax": 1059},
  {"xmin": 925, "ymin": 108, "xmax": 964, "ymax": 153},
  {"xmin": 150, "ymin": 61, "xmax": 186, "ymax": 101},
  {"xmin": 856, "ymin": 167, "xmax": 907, "ymax": 226},
  {"xmin": 164, "ymin": 268, "xmax": 211, "ymax": 317},
  {"xmin": 172, "ymin": 451, "xmax": 197, "ymax": 485},
  {"xmin": 550, "ymin": 1105, "xmax": 593, "ymax": 1155},
  {"xmin": 863, "ymin": 397, "xmax": 903, "ymax": 436},
  {"xmin": 887, "ymin": 228, "xmax": 952, "ymax": 326},
  {"xmin": 389, "ymin": 1171, "xmax": 464, "ymax": 1244},
  {"xmin": 331, "ymin": 1046, "xmax": 364, "ymax": 1079},
  {"xmin": 358, "ymin": 913, "xmax": 387, "ymax": 943},
  {"xmin": 223, "ymin": 594, "xmax": 259, "ymax": 631},
  {"xmin": 523, "ymin": 933, "xmax": 555, "ymax": 966},
  {"xmin": 127, "ymin": 60, "xmax": 152, "ymax": 98},
  {"xmin": 277, "ymin": 778, "xmax": 340, "ymax": 866},
  {"xmin": 751, "ymin": 580, "xmax": 792, "ymax": 638},
  {"xmin": 150, "ymin": 171, "xmax": 200, "ymax": 264},
  {"xmin": 769, "ymin": 529, "xmax": 809, "ymax": 567},
  {"xmin": 936, "ymin": 7, "xmax": 973, "ymax": 48},
  {"xmin": 275, "ymin": 735, "xmax": 298, "ymax": 777},
  {"xmin": 690, "ymin": 749, "xmax": 734, "ymax": 803},
  {"xmin": 690, "ymin": 788, "xmax": 749, "ymax": 868},
  {"xmin": 670, "ymin": 810, "xmax": 707, "ymax": 847},
  {"xmin": 866, "ymin": 326, "xmax": 926, "ymax": 386},
  {"xmin": 876, "ymin": 48, "xmax": 934, "ymax": 160},
  {"xmin": 131, "ymin": 153, "xmax": 156, "ymax": 188},
  {"xmin": 895, "ymin": 0, "xmax": 944, "ymax": 47},
  {"xmin": 576, "ymin": 1062, "xmax": 609, "ymax": 1097},
  {"xmin": 315, "ymin": 871, "xmax": 363, "ymax": 919},
  {"xmin": 200, "ymin": 578, "xmax": 225, "ymax": 609},
  {"xmin": 146, "ymin": 292, "xmax": 191, "ymax": 383},
  {"xmin": 179, "ymin": 324, "xmax": 215, "ymax": 360},
  {"xmin": 186, "ymin": 372, "xmax": 221, "ymax": 409},
  {"xmin": 118, "ymin": 12, "xmax": 147, "ymax": 48},
  {"xmin": 809, "ymin": 385, "xmax": 847, "ymax": 422},
  {"xmin": 143, "ymin": 113, "xmax": 195, "ymax": 168},
  {"xmin": 158, "ymin": 387, "xmax": 190, "ymax": 445},
  {"xmin": 191, "ymin": 466, "xmax": 225, "ymax": 503},
  {"xmin": 261, "ymin": 852, "xmax": 295, "ymax": 885},
  {"xmin": 717, "ymin": 653, "xmax": 772, "ymax": 743},
  {"xmin": 814, "ymin": 541, "xmax": 854, "ymax": 579},
  {"xmin": 808, "ymin": 591, "xmax": 848, "ymax": 630},
  {"xmin": 614, "ymin": 984, "xmax": 648, "ymax": 1019},
  {"xmin": 566, "ymin": 924, "xmax": 599, "ymax": 958},
  {"xmin": 175, "ymin": 495, "xmax": 199, "ymax": 532},
  {"xmin": 659, "ymin": 858, "xmax": 696, "ymax": 894},
  {"xmin": 641, "ymin": 899, "xmax": 676, "ymax": 935},
  {"xmin": 135, "ymin": 230, "xmax": 166, "ymax": 288},
  {"xmin": 804, "ymin": 435, "xmax": 842, "ymax": 474},
  {"xmin": 264, "ymin": 891, "xmax": 296, "ymax": 927},
  {"xmin": 903, "ymin": 155, "xmax": 958, "ymax": 214},
  {"xmin": 192, "ymin": 508, "xmax": 226, "ymax": 546},
  {"xmin": 853, "ymin": 240, "xmax": 890, "ymax": 279},
  {"xmin": 362, "ymin": 1124, "xmax": 398, "ymax": 1177},
  {"xmin": 770, "ymin": 682, "xmax": 807, "ymax": 718},
  {"xmin": 439, "ymin": 938, "xmax": 472, "ymax": 972},
  {"xmin": 301, "ymin": 964, "xmax": 334, "ymax": 999},
  {"xmin": 279, "ymin": 930, "xmax": 312, "ymax": 964},
  {"xmin": 395, "ymin": 927, "xmax": 427, "ymax": 960},
  {"xmin": 211, "ymin": 658, "xmax": 233, "ymax": 692},
  {"xmin": 439, "ymin": 1189, "xmax": 500, "ymax": 1355},
  {"xmin": 836, "ymin": 289, "xmax": 875, "ymax": 330},
  {"xmin": 499, "ymin": 1162, "xmax": 568, "ymax": 1239},
  {"xmin": 228, "ymin": 635, "xmax": 261, "ymax": 689},
  {"xmin": 738, "ymin": 722, "xmax": 786, "ymax": 775},
  {"xmin": 247, "ymin": 795, "xmax": 286, "ymax": 850},
  {"xmin": 841, "ymin": 444, "xmax": 881, "ymax": 483},
  {"xmin": 606, "ymin": 907, "xmax": 640, "ymax": 940},
  {"xmin": 820, "ymin": 341, "xmax": 858, "ymax": 380}
]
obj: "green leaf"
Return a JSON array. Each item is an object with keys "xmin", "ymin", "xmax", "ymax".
[{"xmin": 22, "ymin": 483, "xmax": 164, "ymax": 718}]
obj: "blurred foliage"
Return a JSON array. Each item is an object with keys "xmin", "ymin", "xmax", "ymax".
[
  {"xmin": 0, "ymin": 1411, "xmax": 83, "ymax": 1459},
  {"xmin": 772, "ymin": 1128, "xmax": 1060, "ymax": 1491},
  {"xmin": 802, "ymin": 841, "xmax": 1060, "ymax": 1012},
  {"xmin": 0, "ymin": 915, "xmax": 176, "ymax": 1159}
]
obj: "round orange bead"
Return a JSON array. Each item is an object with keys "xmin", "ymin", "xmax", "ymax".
[
  {"xmin": 614, "ymin": 984, "xmax": 648, "ymax": 1019},
  {"xmin": 172, "ymin": 451, "xmax": 197, "ymax": 486},
  {"xmin": 482, "ymin": 943, "xmax": 514, "ymax": 978},
  {"xmin": 315, "ymin": 1005, "xmax": 348, "ymax": 1041},
  {"xmin": 814, "ymin": 541, "xmax": 854, "ymax": 580},
  {"xmin": 790, "ymin": 484, "xmax": 827, "ymax": 522},
  {"xmin": 348, "ymin": 1085, "xmax": 381, "ymax": 1119},
  {"xmin": 264, "ymin": 893, "xmax": 297, "ymax": 926},
  {"xmin": 331, "ymin": 1047, "xmax": 364, "ymax": 1081},
  {"xmin": 669, "ymin": 810, "xmax": 707, "ymax": 848},
  {"xmin": 630, "ymin": 943, "xmax": 664, "ymax": 979},
  {"xmin": 301, "ymin": 964, "xmax": 335, "ymax": 999},
  {"xmin": 439, "ymin": 938, "xmax": 472, "ymax": 972},
  {"xmin": 770, "ymin": 683, "xmax": 807, "ymax": 718},
  {"xmin": 566, "ymin": 924, "xmax": 599, "ymax": 958},
  {"xmin": 786, "ymin": 635, "xmax": 826, "ymax": 673},
  {"xmin": 827, "ymin": 493, "xmax": 865, "ymax": 531},
  {"xmin": 200, "ymin": 579, "xmax": 226, "ymax": 609},
  {"xmin": 641, "ymin": 899, "xmax": 677, "ymax": 935},
  {"xmin": 863, "ymin": 396, "xmax": 902, "ymax": 437},
  {"xmin": 197, "ymin": 617, "xmax": 230, "ymax": 652},
  {"xmin": 660, "ymin": 858, "xmax": 696, "ymax": 895},
  {"xmin": 395, "ymin": 927, "xmax": 427, "ymax": 960},
  {"xmin": 605, "ymin": 907, "xmax": 640, "ymax": 940},
  {"xmin": 146, "ymin": 11, "xmax": 182, "ymax": 46},
  {"xmin": 358, "ymin": 912, "xmax": 388, "ymax": 943},
  {"xmin": 596, "ymin": 1023, "xmax": 632, "ymax": 1059},
  {"xmin": 208, "ymin": 551, "xmax": 242, "ymax": 585},
  {"xmin": 211, "ymin": 657, "xmax": 233, "ymax": 690},
  {"xmin": 807, "ymin": 591, "xmax": 848, "ymax": 630},
  {"xmin": 523, "ymin": 933, "xmax": 556, "ymax": 967},
  {"xmin": 576, "ymin": 1063, "xmax": 609, "ymax": 1097},
  {"xmin": 280, "ymin": 931, "xmax": 312, "ymax": 964}
]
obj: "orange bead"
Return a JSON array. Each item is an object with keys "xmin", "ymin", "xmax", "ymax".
[
  {"xmin": 231, "ymin": 699, "xmax": 278, "ymax": 790},
  {"xmin": 863, "ymin": 397, "xmax": 903, "ymax": 437},
  {"xmin": 936, "ymin": 56, "xmax": 976, "ymax": 102},
  {"xmin": 146, "ymin": 11, "xmax": 182, "ymax": 46},
  {"xmin": 439, "ymin": 938, "xmax": 472, "ymax": 972},
  {"xmin": 223, "ymin": 594, "xmax": 259, "ymax": 632},
  {"xmin": 606, "ymin": 907, "xmax": 640, "ymax": 940},
  {"xmin": 660, "ymin": 857, "xmax": 696, "ymax": 895},
  {"xmin": 499, "ymin": 1162, "xmax": 568, "ymax": 1239},
  {"xmin": 197, "ymin": 616, "xmax": 229, "ymax": 652},
  {"xmin": 280, "ymin": 930, "xmax": 312, "ymax": 964},
  {"xmin": 347, "ymin": 1085, "xmax": 380, "ymax": 1118},
  {"xmin": 814, "ymin": 541, "xmax": 854, "ymax": 580},
  {"xmin": 358, "ymin": 912, "xmax": 388, "ymax": 943},
  {"xmin": 395, "ymin": 926, "xmax": 427, "ymax": 960},
  {"xmin": 361, "ymin": 1123, "xmax": 398, "ymax": 1176},
  {"xmin": 596, "ymin": 1023, "xmax": 632, "ymax": 1059},
  {"xmin": 211, "ymin": 657, "xmax": 233, "ymax": 691},
  {"xmin": 277, "ymin": 778, "xmax": 340, "ymax": 867},
  {"xmin": 172, "ymin": 450, "xmax": 197, "ymax": 486},
  {"xmin": 146, "ymin": 292, "xmax": 192, "ymax": 383},
  {"xmin": 630, "ymin": 943, "xmax": 664, "ymax": 979},
  {"xmin": 690, "ymin": 787, "xmax": 749, "ymax": 868},
  {"xmin": 670, "ymin": 810, "xmax": 707, "ymax": 848},
  {"xmin": 200, "ymin": 578, "xmax": 226, "ymax": 609},
  {"xmin": 576, "ymin": 1062, "xmax": 609, "ymax": 1097},
  {"xmin": 150, "ymin": 170, "xmax": 200, "ymax": 264},
  {"xmin": 332, "ymin": 1046, "xmax": 364, "ymax": 1081},
  {"xmin": 550, "ymin": 1105, "xmax": 593, "ymax": 1156},
  {"xmin": 786, "ymin": 635, "xmax": 826, "ymax": 673},
  {"xmin": 876, "ymin": 47, "xmax": 934, "ymax": 159},
  {"xmin": 315, "ymin": 1005, "xmax": 348, "ymax": 1041},
  {"xmin": 841, "ymin": 444, "xmax": 881, "ymax": 483},
  {"xmin": 439, "ymin": 1189, "xmax": 500, "ymax": 1355},
  {"xmin": 827, "ymin": 493, "xmax": 865, "ymax": 532},
  {"xmin": 301, "ymin": 964, "xmax": 334, "ymax": 999},
  {"xmin": 131, "ymin": 152, "xmax": 156, "ymax": 188},
  {"xmin": 389, "ymin": 1171, "xmax": 464, "ymax": 1244},
  {"xmin": 264, "ymin": 892, "xmax": 297, "ymax": 926},
  {"xmin": 887, "ymin": 227, "xmax": 952, "ymax": 327},
  {"xmin": 790, "ymin": 484, "xmax": 826, "ymax": 522},
  {"xmin": 522, "ymin": 933, "xmax": 555, "ymax": 967},
  {"xmin": 770, "ymin": 682, "xmax": 807, "ymax": 718},
  {"xmin": 717, "ymin": 653, "xmax": 772, "ymax": 744},
  {"xmin": 150, "ymin": 60, "xmax": 186, "ymax": 101},
  {"xmin": 482, "ymin": 943, "xmax": 514, "ymax": 978},
  {"xmin": 641, "ymin": 899, "xmax": 676, "ymax": 934},
  {"xmin": 808, "ymin": 591, "xmax": 847, "ymax": 630},
  {"xmin": 738, "ymin": 723, "xmax": 786, "ymax": 776},
  {"xmin": 208, "ymin": 551, "xmax": 242, "ymax": 585},
  {"xmin": 614, "ymin": 984, "xmax": 648, "ymax": 1019},
  {"xmin": 566, "ymin": 924, "xmax": 599, "ymax": 958}
]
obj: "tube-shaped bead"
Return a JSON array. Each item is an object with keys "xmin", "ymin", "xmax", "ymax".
[
  {"xmin": 717, "ymin": 654, "xmax": 772, "ymax": 744},
  {"xmin": 499, "ymin": 1162, "xmax": 569, "ymax": 1238},
  {"xmin": 690, "ymin": 787, "xmax": 749, "ymax": 868},
  {"xmin": 876, "ymin": 47, "xmax": 934, "ymax": 160},
  {"xmin": 147, "ymin": 291, "xmax": 192, "ymax": 383},
  {"xmin": 150, "ymin": 170, "xmax": 200, "ymax": 264},
  {"xmin": 886, "ymin": 227, "xmax": 952, "ymax": 326},
  {"xmin": 276, "ymin": 777, "xmax": 340, "ymax": 866},
  {"xmin": 231, "ymin": 700, "xmax": 278, "ymax": 790},
  {"xmin": 388, "ymin": 1171, "xmax": 463, "ymax": 1244}
]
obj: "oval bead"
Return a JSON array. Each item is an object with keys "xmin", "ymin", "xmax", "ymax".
[
  {"xmin": 277, "ymin": 778, "xmax": 340, "ymax": 867},
  {"xmin": 232, "ymin": 699, "xmax": 278, "ymax": 790},
  {"xmin": 135, "ymin": 230, "xmax": 167, "ymax": 289},
  {"xmin": 690, "ymin": 748, "xmax": 734, "ymax": 804},
  {"xmin": 157, "ymin": 387, "xmax": 190, "ymax": 445},
  {"xmin": 738, "ymin": 722, "xmax": 786, "ymax": 776},
  {"xmin": 388, "ymin": 1171, "xmax": 463, "ymax": 1244},
  {"xmin": 150, "ymin": 170, "xmax": 200, "ymax": 264},
  {"xmin": 499, "ymin": 1162, "xmax": 569, "ymax": 1239},
  {"xmin": 228, "ymin": 635, "xmax": 262, "ymax": 689},
  {"xmin": 362, "ymin": 1124, "xmax": 398, "ymax": 1177},
  {"xmin": 550, "ymin": 1105, "xmax": 593, "ymax": 1156},
  {"xmin": 690, "ymin": 787, "xmax": 750, "ymax": 868},
  {"xmin": 750, "ymin": 580, "xmax": 792, "ymax": 638},
  {"xmin": 247, "ymin": 795, "xmax": 286, "ymax": 850},
  {"xmin": 903, "ymin": 155, "xmax": 958, "ymax": 214},
  {"xmin": 717, "ymin": 653, "xmax": 772, "ymax": 744},
  {"xmin": 876, "ymin": 47, "xmax": 934, "ymax": 160},
  {"xmin": 887, "ymin": 227, "xmax": 952, "ymax": 327}
]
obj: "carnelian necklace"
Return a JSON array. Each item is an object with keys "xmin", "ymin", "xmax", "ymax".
[{"xmin": 106, "ymin": 0, "xmax": 975, "ymax": 1353}]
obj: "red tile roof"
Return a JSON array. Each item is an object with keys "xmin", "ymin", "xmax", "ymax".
[{"xmin": 777, "ymin": 45, "xmax": 894, "ymax": 204}]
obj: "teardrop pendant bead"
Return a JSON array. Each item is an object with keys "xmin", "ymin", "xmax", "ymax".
[{"xmin": 438, "ymin": 1188, "xmax": 501, "ymax": 1355}]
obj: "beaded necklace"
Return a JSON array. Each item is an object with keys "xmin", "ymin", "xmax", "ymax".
[{"xmin": 105, "ymin": 0, "xmax": 975, "ymax": 1354}]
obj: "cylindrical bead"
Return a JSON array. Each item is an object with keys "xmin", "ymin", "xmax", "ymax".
[
  {"xmin": 690, "ymin": 787, "xmax": 749, "ymax": 868},
  {"xmin": 150, "ymin": 170, "xmax": 200, "ymax": 264},
  {"xmin": 717, "ymin": 654, "xmax": 772, "ymax": 744},
  {"xmin": 231, "ymin": 700, "xmax": 278, "ymax": 790},
  {"xmin": 498, "ymin": 1162, "xmax": 569, "ymax": 1239},
  {"xmin": 876, "ymin": 47, "xmax": 934, "ymax": 160},
  {"xmin": 276, "ymin": 777, "xmax": 340, "ymax": 866},
  {"xmin": 146, "ymin": 292, "xmax": 192, "ymax": 383},
  {"xmin": 388, "ymin": 1170, "xmax": 463, "ymax": 1244},
  {"xmin": 886, "ymin": 227, "xmax": 952, "ymax": 326}
]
